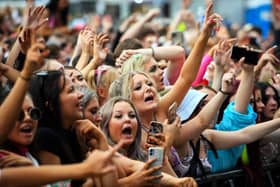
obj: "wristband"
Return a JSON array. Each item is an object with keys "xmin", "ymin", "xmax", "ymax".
[
  {"xmin": 19, "ymin": 74, "xmax": 31, "ymax": 81},
  {"xmin": 219, "ymin": 88, "xmax": 231, "ymax": 95}
]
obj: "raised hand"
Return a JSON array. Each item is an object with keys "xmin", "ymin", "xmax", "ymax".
[
  {"xmin": 220, "ymin": 72, "xmax": 236, "ymax": 94},
  {"xmin": 92, "ymin": 32, "xmax": 110, "ymax": 67},
  {"xmin": 75, "ymin": 119, "xmax": 109, "ymax": 151},
  {"xmin": 80, "ymin": 28, "xmax": 95, "ymax": 55},
  {"xmin": 22, "ymin": 5, "xmax": 48, "ymax": 30},
  {"xmin": 201, "ymin": 1, "xmax": 223, "ymax": 37},
  {"xmin": 21, "ymin": 32, "xmax": 49, "ymax": 78},
  {"xmin": 18, "ymin": 28, "xmax": 32, "ymax": 54},
  {"xmin": 115, "ymin": 50, "xmax": 136, "ymax": 68}
]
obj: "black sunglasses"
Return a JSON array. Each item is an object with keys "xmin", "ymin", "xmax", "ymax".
[{"xmin": 18, "ymin": 108, "xmax": 42, "ymax": 121}]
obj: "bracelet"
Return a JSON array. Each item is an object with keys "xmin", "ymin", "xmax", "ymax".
[
  {"xmin": 19, "ymin": 74, "xmax": 31, "ymax": 81},
  {"xmin": 219, "ymin": 88, "xmax": 231, "ymax": 95}
]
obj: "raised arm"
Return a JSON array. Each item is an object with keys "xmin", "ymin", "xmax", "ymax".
[
  {"xmin": 120, "ymin": 9, "xmax": 160, "ymax": 42},
  {"xmin": 0, "ymin": 35, "xmax": 49, "ymax": 143},
  {"xmin": 159, "ymin": 1, "xmax": 223, "ymax": 115},
  {"xmin": 174, "ymin": 72, "xmax": 234, "ymax": 148},
  {"xmin": 234, "ymin": 58, "xmax": 254, "ymax": 113}
]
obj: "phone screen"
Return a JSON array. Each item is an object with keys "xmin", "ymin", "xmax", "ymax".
[{"xmin": 147, "ymin": 121, "xmax": 163, "ymax": 145}]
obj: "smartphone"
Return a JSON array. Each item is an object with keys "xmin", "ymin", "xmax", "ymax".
[
  {"xmin": 148, "ymin": 146, "xmax": 164, "ymax": 183},
  {"xmin": 231, "ymin": 46, "xmax": 262, "ymax": 65},
  {"xmin": 147, "ymin": 121, "xmax": 163, "ymax": 145},
  {"xmin": 171, "ymin": 31, "xmax": 184, "ymax": 46},
  {"xmin": 167, "ymin": 102, "xmax": 177, "ymax": 124}
]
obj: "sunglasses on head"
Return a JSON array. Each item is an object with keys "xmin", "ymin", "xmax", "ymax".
[{"xmin": 18, "ymin": 107, "xmax": 42, "ymax": 121}]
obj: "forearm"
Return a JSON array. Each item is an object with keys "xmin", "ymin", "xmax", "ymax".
[
  {"xmin": 234, "ymin": 71, "xmax": 254, "ymax": 113},
  {"xmin": 5, "ymin": 40, "xmax": 21, "ymax": 67},
  {"xmin": 120, "ymin": 19, "xmax": 147, "ymax": 41},
  {"xmin": 242, "ymin": 118, "xmax": 280, "ymax": 144},
  {"xmin": 0, "ymin": 164, "xmax": 87, "ymax": 187},
  {"xmin": 192, "ymin": 54, "xmax": 213, "ymax": 86},
  {"xmin": 75, "ymin": 52, "xmax": 90, "ymax": 71},
  {"xmin": 2, "ymin": 64, "xmax": 20, "ymax": 82},
  {"xmin": 212, "ymin": 68, "xmax": 224, "ymax": 91},
  {"xmin": 175, "ymin": 91, "xmax": 227, "ymax": 146},
  {"xmin": 81, "ymin": 59, "xmax": 99, "ymax": 78}
]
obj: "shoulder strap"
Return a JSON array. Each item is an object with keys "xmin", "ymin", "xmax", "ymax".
[
  {"xmin": 200, "ymin": 134, "xmax": 218, "ymax": 158},
  {"xmin": 188, "ymin": 140, "xmax": 207, "ymax": 178}
]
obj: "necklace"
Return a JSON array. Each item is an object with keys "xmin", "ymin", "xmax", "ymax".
[{"xmin": 141, "ymin": 124, "xmax": 150, "ymax": 133}]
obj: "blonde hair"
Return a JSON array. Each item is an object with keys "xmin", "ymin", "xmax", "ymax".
[
  {"xmin": 121, "ymin": 54, "xmax": 152, "ymax": 75},
  {"xmin": 109, "ymin": 71, "xmax": 156, "ymax": 100}
]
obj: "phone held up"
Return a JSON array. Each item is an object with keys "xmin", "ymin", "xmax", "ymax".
[
  {"xmin": 231, "ymin": 45, "xmax": 263, "ymax": 65},
  {"xmin": 147, "ymin": 121, "xmax": 163, "ymax": 145},
  {"xmin": 148, "ymin": 146, "xmax": 164, "ymax": 183}
]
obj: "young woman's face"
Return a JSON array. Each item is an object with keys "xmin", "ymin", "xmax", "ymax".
[
  {"xmin": 131, "ymin": 73, "xmax": 158, "ymax": 114},
  {"xmin": 8, "ymin": 96, "xmax": 38, "ymax": 146},
  {"xmin": 65, "ymin": 69, "xmax": 88, "ymax": 88},
  {"xmin": 84, "ymin": 97, "xmax": 101, "ymax": 126},
  {"xmin": 59, "ymin": 76, "xmax": 84, "ymax": 128},
  {"xmin": 108, "ymin": 101, "xmax": 138, "ymax": 146},
  {"xmin": 263, "ymin": 87, "xmax": 278, "ymax": 120},
  {"xmin": 144, "ymin": 58, "xmax": 165, "ymax": 92}
]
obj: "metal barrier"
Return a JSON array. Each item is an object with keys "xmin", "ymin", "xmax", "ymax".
[{"xmin": 195, "ymin": 162, "xmax": 280, "ymax": 187}]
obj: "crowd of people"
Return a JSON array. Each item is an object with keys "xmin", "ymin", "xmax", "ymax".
[{"xmin": 0, "ymin": 0, "xmax": 280, "ymax": 186}]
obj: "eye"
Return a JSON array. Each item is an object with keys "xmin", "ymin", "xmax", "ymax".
[
  {"xmin": 90, "ymin": 108, "xmax": 98, "ymax": 115},
  {"xmin": 128, "ymin": 112, "xmax": 136, "ymax": 119},
  {"xmin": 68, "ymin": 86, "xmax": 75, "ymax": 93},
  {"xmin": 133, "ymin": 83, "xmax": 141, "ymax": 91},
  {"xmin": 77, "ymin": 75, "xmax": 84, "ymax": 81},
  {"xmin": 147, "ymin": 81, "xmax": 153, "ymax": 87},
  {"xmin": 114, "ymin": 113, "xmax": 122, "ymax": 119}
]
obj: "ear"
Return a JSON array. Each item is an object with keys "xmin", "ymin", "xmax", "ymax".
[{"xmin": 97, "ymin": 86, "xmax": 107, "ymax": 98}]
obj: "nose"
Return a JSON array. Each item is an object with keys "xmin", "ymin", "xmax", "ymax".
[
  {"xmin": 77, "ymin": 90, "xmax": 84, "ymax": 100},
  {"xmin": 269, "ymin": 97, "xmax": 277, "ymax": 106}
]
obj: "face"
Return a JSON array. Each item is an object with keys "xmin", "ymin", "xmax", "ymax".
[
  {"xmin": 108, "ymin": 101, "xmax": 138, "ymax": 146},
  {"xmin": 144, "ymin": 58, "xmax": 165, "ymax": 91},
  {"xmin": 263, "ymin": 87, "xmax": 278, "ymax": 120},
  {"xmin": 65, "ymin": 69, "xmax": 88, "ymax": 88},
  {"xmin": 253, "ymin": 89, "xmax": 265, "ymax": 114},
  {"xmin": 59, "ymin": 76, "xmax": 84, "ymax": 128},
  {"xmin": 8, "ymin": 96, "xmax": 38, "ymax": 146},
  {"xmin": 131, "ymin": 74, "xmax": 158, "ymax": 114},
  {"xmin": 84, "ymin": 97, "xmax": 101, "ymax": 126},
  {"xmin": 142, "ymin": 34, "xmax": 158, "ymax": 48}
]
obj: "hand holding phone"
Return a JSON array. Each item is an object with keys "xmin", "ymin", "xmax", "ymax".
[
  {"xmin": 231, "ymin": 45, "xmax": 262, "ymax": 65},
  {"xmin": 147, "ymin": 121, "xmax": 163, "ymax": 146},
  {"xmin": 148, "ymin": 147, "xmax": 163, "ymax": 183}
]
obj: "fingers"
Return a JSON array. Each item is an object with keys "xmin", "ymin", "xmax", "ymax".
[
  {"xmin": 107, "ymin": 139, "xmax": 126, "ymax": 158},
  {"xmin": 143, "ymin": 158, "xmax": 157, "ymax": 170},
  {"xmin": 205, "ymin": 0, "xmax": 213, "ymax": 20}
]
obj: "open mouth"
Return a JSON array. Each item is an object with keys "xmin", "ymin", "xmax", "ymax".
[
  {"xmin": 20, "ymin": 124, "xmax": 33, "ymax": 133},
  {"xmin": 144, "ymin": 95, "xmax": 154, "ymax": 102},
  {"xmin": 122, "ymin": 126, "xmax": 132, "ymax": 135}
]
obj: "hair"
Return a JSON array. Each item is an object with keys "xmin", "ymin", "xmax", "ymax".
[
  {"xmin": 79, "ymin": 87, "xmax": 98, "ymax": 108},
  {"xmin": 113, "ymin": 38, "xmax": 143, "ymax": 59},
  {"xmin": 121, "ymin": 54, "xmax": 151, "ymax": 75},
  {"xmin": 256, "ymin": 82, "xmax": 279, "ymax": 121},
  {"xmin": 109, "ymin": 71, "xmax": 156, "ymax": 100},
  {"xmin": 136, "ymin": 26, "xmax": 157, "ymax": 41},
  {"xmin": 29, "ymin": 71, "xmax": 65, "ymax": 129},
  {"xmin": 99, "ymin": 96, "xmax": 146, "ymax": 161},
  {"xmin": 46, "ymin": 0, "xmax": 69, "ymax": 26}
]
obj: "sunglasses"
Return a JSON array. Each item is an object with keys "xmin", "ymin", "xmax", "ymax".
[{"xmin": 18, "ymin": 108, "xmax": 42, "ymax": 121}]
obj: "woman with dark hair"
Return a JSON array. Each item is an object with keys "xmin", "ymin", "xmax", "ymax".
[{"xmin": 46, "ymin": 0, "xmax": 69, "ymax": 28}]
